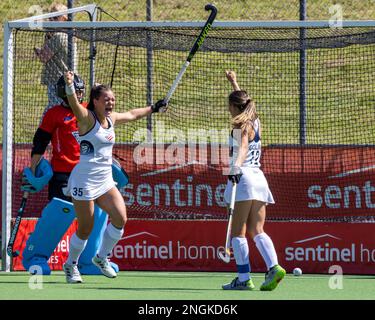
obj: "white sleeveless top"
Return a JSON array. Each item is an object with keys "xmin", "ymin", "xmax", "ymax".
[
  {"xmin": 229, "ymin": 118, "xmax": 261, "ymax": 168},
  {"xmin": 63, "ymin": 112, "xmax": 117, "ymax": 200},
  {"xmin": 78, "ymin": 112, "xmax": 115, "ymax": 167},
  {"xmin": 224, "ymin": 118, "xmax": 274, "ymax": 204}
]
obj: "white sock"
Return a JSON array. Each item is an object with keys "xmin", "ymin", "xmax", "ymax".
[
  {"xmin": 231, "ymin": 237, "xmax": 251, "ymax": 282},
  {"xmin": 66, "ymin": 233, "xmax": 87, "ymax": 265},
  {"xmin": 253, "ymin": 232, "xmax": 278, "ymax": 270},
  {"xmin": 97, "ymin": 223, "xmax": 124, "ymax": 259}
]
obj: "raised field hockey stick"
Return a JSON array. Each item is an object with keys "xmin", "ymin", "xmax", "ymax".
[
  {"xmin": 7, "ymin": 192, "xmax": 29, "ymax": 257},
  {"xmin": 159, "ymin": 3, "xmax": 217, "ymax": 111},
  {"xmin": 218, "ymin": 182, "xmax": 237, "ymax": 263}
]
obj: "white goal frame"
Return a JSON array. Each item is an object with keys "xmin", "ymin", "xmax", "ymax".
[{"xmin": 1, "ymin": 4, "xmax": 98, "ymax": 272}]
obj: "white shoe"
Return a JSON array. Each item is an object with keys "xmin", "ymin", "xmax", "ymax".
[
  {"xmin": 92, "ymin": 255, "xmax": 117, "ymax": 278},
  {"xmin": 63, "ymin": 263, "xmax": 83, "ymax": 284}
]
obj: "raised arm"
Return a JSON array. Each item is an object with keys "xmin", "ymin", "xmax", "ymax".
[
  {"xmin": 64, "ymin": 71, "xmax": 92, "ymax": 129},
  {"xmin": 34, "ymin": 46, "xmax": 53, "ymax": 64},
  {"xmin": 112, "ymin": 99, "xmax": 167, "ymax": 125},
  {"xmin": 225, "ymin": 70, "xmax": 241, "ymax": 91},
  {"xmin": 112, "ymin": 106, "xmax": 152, "ymax": 125}
]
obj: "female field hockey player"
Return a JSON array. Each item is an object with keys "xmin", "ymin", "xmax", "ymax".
[
  {"xmin": 21, "ymin": 74, "xmax": 121, "ymax": 276},
  {"xmin": 222, "ymin": 70, "xmax": 286, "ymax": 291},
  {"xmin": 62, "ymin": 71, "xmax": 166, "ymax": 283}
]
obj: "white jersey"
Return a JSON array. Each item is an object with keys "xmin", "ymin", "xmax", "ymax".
[
  {"xmin": 78, "ymin": 112, "xmax": 115, "ymax": 166},
  {"xmin": 64, "ymin": 112, "xmax": 116, "ymax": 200},
  {"xmin": 229, "ymin": 118, "xmax": 261, "ymax": 168},
  {"xmin": 224, "ymin": 118, "xmax": 274, "ymax": 204}
]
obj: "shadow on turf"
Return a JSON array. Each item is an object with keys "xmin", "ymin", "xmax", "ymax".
[
  {"xmin": 78, "ymin": 287, "xmax": 220, "ymax": 292},
  {"xmin": 122, "ymin": 275, "xmax": 223, "ymax": 279},
  {"xmin": 344, "ymin": 276, "xmax": 375, "ymax": 279},
  {"xmin": 0, "ymin": 281, "xmax": 62, "ymax": 284}
]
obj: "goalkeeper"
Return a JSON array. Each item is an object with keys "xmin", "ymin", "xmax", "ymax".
[{"xmin": 21, "ymin": 74, "xmax": 125, "ymax": 275}]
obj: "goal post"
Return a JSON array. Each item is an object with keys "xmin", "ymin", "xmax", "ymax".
[
  {"xmin": 2, "ymin": 22, "xmax": 14, "ymax": 273},
  {"xmin": 1, "ymin": 4, "xmax": 99, "ymax": 272},
  {"xmin": 2, "ymin": 18, "xmax": 375, "ymax": 271}
]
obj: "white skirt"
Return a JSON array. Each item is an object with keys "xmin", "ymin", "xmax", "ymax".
[
  {"xmin": 224, "ymin": 167, "xmax": 275, "ymax": 204},
  {"xmin": 63, "ymin": 163, "xmax": 116, "ymax": 201}
]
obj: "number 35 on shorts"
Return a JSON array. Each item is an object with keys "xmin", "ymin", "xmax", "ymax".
[{"xmin": 72, "ymin": 187, "xmax": 83, "ymax": 197}]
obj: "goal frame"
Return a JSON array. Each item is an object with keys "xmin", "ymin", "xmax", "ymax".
[{"xmin": 1, "ymin": 4, "xmax": 98, "ymax": 272}]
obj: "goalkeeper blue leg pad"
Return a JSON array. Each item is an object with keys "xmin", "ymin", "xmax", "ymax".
[
  {"xmin": 78, "ymin": 206, "xmax": 119, "ymax": 275},
  {"xmin": 22, "ymin": 198, "xmax": 75, "ymax": 275},
  {"xmin": 22, "ymin": 198, "xmax": 119, "ymax": 275}
]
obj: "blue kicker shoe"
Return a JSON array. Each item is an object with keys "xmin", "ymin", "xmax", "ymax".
[{"xmin": 24, "ymin": 256, "xmax": 51, "ymax": 275}]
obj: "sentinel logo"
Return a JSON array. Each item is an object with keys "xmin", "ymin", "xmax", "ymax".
[
  {"xmin": 121, "ymin": 161, "xmax": 227, "ymax": 208},
  {"xmin": 307, "ymin": 166, "xmax": 375, "ymax": 209},
  {"xmin": 285, "ymin": 234, "xmax": 356, "ymax": 263},
  {"xmin": 110, "ymin": 231, "xmax": 226, "ymax": 261},
  {"xmin": 121, "ymin": 231, "xmax": 159, "ymax": 241}
]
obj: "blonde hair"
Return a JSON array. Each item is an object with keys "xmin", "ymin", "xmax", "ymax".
[
  {"xmin": 229, "ymin": 90, "xmax": 258, "ymax": 131},
  {"xmin": 49, "ymin": 3, "xmax": 68, "ymax": 20}
]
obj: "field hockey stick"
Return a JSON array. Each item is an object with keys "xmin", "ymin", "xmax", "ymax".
[
  {"xmin": 7, "ymin": 192, "xmax": 29, "ymax": 257},
  {"xmin": 159, "ymin": 3, "xmax": 217, "ymax": 112},
  {"xmin": 218, "ymin": 182, "xmax": 237, "ymax": 263},
  {"xmin": 7, "ymin": 156, "xmax": 45, "ymax": 257}
]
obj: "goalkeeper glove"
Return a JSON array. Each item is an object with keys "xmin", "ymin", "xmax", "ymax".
[
  {"xmin": 21, "ymin": 174, "xmax": 37, "ymax": 193},
  {"xmin": 151, "ymin": 99, "xmax": 167, "ymax": 113},
  {"xmin": 21, "ymin": 158, "xmax": 53, "ymax": 193}
]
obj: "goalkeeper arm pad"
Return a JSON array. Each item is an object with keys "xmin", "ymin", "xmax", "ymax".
[{"xmin": 31, "ymin": 128, "xmax": 52, "ymax": 156}]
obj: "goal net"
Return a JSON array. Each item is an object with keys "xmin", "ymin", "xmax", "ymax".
[{"xmin": 3, "ymin": 21, "xmax": 375, "ymax": 223}]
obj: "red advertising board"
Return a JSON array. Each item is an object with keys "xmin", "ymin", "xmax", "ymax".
[
  {"xmin": 12, "ymin": 219, "xmax": 375, "ymax": 275},
  {"xmin": 4, "ymin": 144, "xmax": 375, "ymax": 274},
  {"xmin": 2, "ymin": 145, "xmax": 375, "ymax": 221},
  {"xmin": 12, "ymin": 219, "xmax": 77, "ymax": 271}
]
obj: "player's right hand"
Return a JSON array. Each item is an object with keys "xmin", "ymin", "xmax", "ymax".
[
  {"xmin": 228, "ymin": 165, "xmax": 242, "ymax": 184},
  {"xmin": 21, "ymin": 173, "xmax": 37, "ymax": 193},
  {"xmin": 64, "ymin": 71, "xmax": 74, "ymax": 86},
  {"xmin": 225, "ymin": 70, "xmax": 237, "ymax": 83}
]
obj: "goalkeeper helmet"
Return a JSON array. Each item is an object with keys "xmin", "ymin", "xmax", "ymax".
[{"xmin": 56, "ymin": 73, "xmax": 85, "ymax": 103}]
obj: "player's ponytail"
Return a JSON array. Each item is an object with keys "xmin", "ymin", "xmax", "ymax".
[{"xmin": 229, "ymin": 90, "xmax": 258, "ymax": 131}]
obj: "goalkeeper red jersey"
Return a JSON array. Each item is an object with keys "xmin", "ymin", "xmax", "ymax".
[{"xmin": 39, "ymin": 102, "xmax": 88, "ymax": 173}]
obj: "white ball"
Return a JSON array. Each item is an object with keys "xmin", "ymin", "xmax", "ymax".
[{"xmin": 293, "ymin": 267, "xmax": 302, "ymax": 276}]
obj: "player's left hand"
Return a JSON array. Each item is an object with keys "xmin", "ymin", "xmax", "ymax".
[
  {"xmin": 151, "ymin": 99, "xmax": 168, "ymax": 113},
  {"xmin": 228, "ymin": 165, "xmax": 242, "ymax": 184}
]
